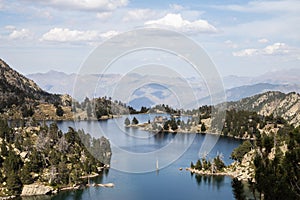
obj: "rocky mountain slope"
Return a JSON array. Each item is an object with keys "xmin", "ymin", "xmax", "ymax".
[
  {"xmin": 227, "ymin": 91, "xmax": 300, "ymax": 127},
  {"xmin": 0, "ymin": 59, "xmax": 61, "ymax": 111}
]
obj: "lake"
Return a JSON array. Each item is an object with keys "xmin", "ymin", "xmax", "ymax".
[{"xmin": 26, "ymin": 114, "xmax": 242, "ymax": 200}]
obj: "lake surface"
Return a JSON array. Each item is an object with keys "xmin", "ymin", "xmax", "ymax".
[{"xmin": 30, "ymin": 114, "xmax": 242, "ymax": 200}]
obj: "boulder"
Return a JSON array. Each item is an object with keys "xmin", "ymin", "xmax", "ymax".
[{"xmin": 21, "ymin": 184, "xmax": 53, "ymax": 196}]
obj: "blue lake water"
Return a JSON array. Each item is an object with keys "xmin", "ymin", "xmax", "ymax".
[{"xmin": 29, "ymin": 114, "xmax": 242, "ymax": 199}]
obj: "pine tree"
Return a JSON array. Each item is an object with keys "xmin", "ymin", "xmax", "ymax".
[
  {"xmin": 56, "ymin": 106, "xmax": 64, "ymax": 117},
  {"xmin": 124, "ymin": 117, "xmax": 130, "ymax": 126},
  {"xmin": 132, "ymin": 117, "xmax": 139, "ymax": 125},
  {"xmin": 231, "ymin": 178, "xmax": 246, "ymax": 200},
  {"xmin": 201, "ymin": 122, "xmax": 206, "ymax": 132},
  {"xmin": 195, "ymin": 159, "xmax": 202, "ymax": 170},
  {"xmin": 6, "ymin": 171, "xmax": 22, "ymax": 196}
]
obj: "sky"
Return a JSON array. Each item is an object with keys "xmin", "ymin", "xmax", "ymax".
[{"xmin": 0, "ymin": 0, "xmax": 300, "ymax": 77}]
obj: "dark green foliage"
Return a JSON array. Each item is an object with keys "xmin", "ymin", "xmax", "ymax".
[
  {"xmin": 150, "ymin": 104, "xmax": 179, "ymax": 115},
  {"xmin": 20, "ymin": 164, "xmax": 34, "ymax": 184},
  {"xmin": 86, "ymin": 101, "xmax": 92, "ymax": 118},
  {"xmin": 252, "ymin": 126, "xmax": 300, "ymax": 199},
  {"xmin": 190, "ymin": 161, "xmax": 195, "ymax": 169},
  {"xmin": 163, "ymin": 118, "xmax": 178, "ymax": 131},
  {"xmin": 222, "ymin": 110, "xmax": 285, "ymax": 138},
  {"xmin": 0, "ymin": 121, "xmax": 111, "ymax": 197},
  {"xmin": 140, "ymin": 106, "xmax": 149, "ymax": 113},
  {"xmin": 231, "ymin": 178, "xmax": 246, "ymax": 200},
  {"xmin": 3, "ymin": 149, "xmax": 23, "ymax": 174},
  {"xmin": 6, "ymin": 171, "xmax": 22, "ymax": 196},
  {"xmin": 195, "ymin": 159, "xmax": 202, "ymax": 170},
  {"xmin": 27, "ymin": 149, "xmax": 43, "ymax": 173},
  {"xmin": 231, "ymin": 140, "xmax": 252, "ymax": 162},
  {"xmin": 132, "ymin": 117, "xmax": 139, "ymax": 125},
  {"xmin": 0, "ymin": 119, "xmax": 10, "ymax": 141},
  {"xmin": 124, "ymin": 117, "xmax": 130, "ymax": 126},
  {"xmin": 58, "ymin": 161, "xmax": 69, "ymax": 185},
  {"xmin": 213, "ymin": 155, "xmax": 226, "ymax": 171},
  {"xmin": 201, "ymin": 123, "xmax": 206, "ymax": 132},
  {"xmin": 56, "ymin": 106, "xmax": 64, "ymax": 116},
  {"xmin": 1, "ymin": 141, "xmax": 8, "ymax": 157},
  {"xmin": 202, "ymin": 158, "xmax": 211, "ymax": 171},
  {"xmin": 262, "ymin": 133, "xmax": 274, "ymax": 154},
  {"xmin": 21, "ymin": 105, "xmax": 34, "ymax": 118},
  {"xmin": 93, "ymin": 96, "xmax": 139, "ymax": 118}
]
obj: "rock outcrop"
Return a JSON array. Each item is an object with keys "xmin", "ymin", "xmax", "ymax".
[
  {"xmin": 21, "ymin": 184, "xmax": 54, "ymax": 196},
  {"xmin": 227, "ymin": 91, "xmax": 300, "ymax": 127}
]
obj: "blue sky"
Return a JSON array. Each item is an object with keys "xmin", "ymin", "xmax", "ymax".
[{"xmin": 0, "ymin": 0, "xmax": 299, "ymax": 77}]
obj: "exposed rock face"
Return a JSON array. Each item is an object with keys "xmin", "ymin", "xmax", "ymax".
[
  {"xmin": 0, "ymin": 59, "xmax": 43, "ymax": 93},
  {"xmin": 227, "ymin": 91, "xmax": 300, "ymax": 127},
  {"xmin": 230, "ymin": 150, "xmax": 255, "ymax": 181},
  {"xmin": 21, "ymin": 184, "xmax": 54, "ymax": 196},
  {"xmin": 60, "ymin": 94, "xmax": 73, "ymax": 107},
  {"xmin": 0, "ymin": 58, "xmax": 61, "ymax": 111}
]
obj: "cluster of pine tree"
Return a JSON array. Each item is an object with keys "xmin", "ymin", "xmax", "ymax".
[
  {"xmin": 231, "ymin": 125, "xmax": 300, "ymax": 200},
  {"xmin": 190, "ymin": 155, "xmax": 226, "ymax": 173},
  {"xmin": 252, "ymin": 126, "xmax": 300, "ymax": 200},
  {"xmin": 0, "ymin": 120, "xmax": 111, "ymax": 197},
  {"xmin": 222, "ymin": 110, "xmax": 286, "ymax": 138}
]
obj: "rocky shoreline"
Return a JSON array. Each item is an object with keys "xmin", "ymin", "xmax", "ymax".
[
  {"xmin": 128, "ymin": 122, "xmax": 255, "ymax": 141},
  {"xmin": 186, "ymin": 149, "xmax": 256, "ymax": 181}
]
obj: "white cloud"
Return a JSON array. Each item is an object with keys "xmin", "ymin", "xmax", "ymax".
[
  {"xmin": 100, "ymin": 30, "xmax": 119, "ymax": 39},
  {"xmin": 41, "ymin": 28, "xmax": 100, "ymax": 42},
  {"xmin": 123, "ymin": 9, "xmax": 156, "ymax": 22},
  {"xmin": 144, "ymin": 13, "xmax": 217, "ymax": 34},
  {"xmin": 169, "ymin": 4, "xmax": 184, "ymax": 11},
  {"xmin": 9, "ymin": 28, "xmax": 32, "ymax": 40},
  {"xmin": 40, "ymin": 28, "xmax": 119, "ymax": 43},
  {"xmin": 214, "ymin": 0, "xmax": 300, "ymax": 13},
  {"xmin": 263, "ymin": 43, "xmax": 289, "ymax": 55},
  {"xmin": 27, "ymin": 0, "xmax": 128, "ymax": 11},
  {"xmin": 258, "ymin": 38, "xmax": 269, "ymax": 43},
  {"xmin": 233, "ymin": 43, "xmax": 292, "ymax": 57},
  {"xmin": 224, "ymin": 40, "xmax": 238, "ymax": 48},
  {"xmin": 233, "ymin": 48, "xmax": 258, "ymax": 57},
  {"xmin": 96, "ymin": 11, "xmax": 112, "ymax": 20},
  {"xmin": 5, "ymin": 25, "xmax": 16, "ymax": 30}
]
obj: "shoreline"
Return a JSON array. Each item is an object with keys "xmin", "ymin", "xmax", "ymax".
[
  {"xmin": 186, "ymin": 167, "xmax": 237, "ymax": 178},
  {"xmin": 130, "ymin": 123, "xmax": 255, "ymax": 140}
]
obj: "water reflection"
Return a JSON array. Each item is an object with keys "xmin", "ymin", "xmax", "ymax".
[
  {"xmin": 46, "ymin": 117, "xmax": 242, "ymax": 200},
  {"xmin": 194, "ymin": 174, "xmax": 225, "ymax": 190}
]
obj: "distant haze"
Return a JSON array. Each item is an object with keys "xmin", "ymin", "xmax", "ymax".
[{"xmin": 27, "ymin": 68, "xmax": 300, "ymax": 109}]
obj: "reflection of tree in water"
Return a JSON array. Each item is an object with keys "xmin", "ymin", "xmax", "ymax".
[
  {"xmin": 48, "ymin": 170, "xmax": 110, "ymax": 200},
  {"xmin": 153, "ymin": 132, "xmax": 176, "ymax": 144},
  {"xmin": 42, "ymin": 189, "xmax": 84, "ymax": 200},
  {"xmin": 194, "ymin": 175, "xmax": 225, "ymax": 190},
  {"xmin": 213, "ymin": 176, "xmax": 225, "ymax": 190},
  {"xmin": 104, "ymin": 168, "xmax": 110, "ymax": 177},
  {"xmin": 20, "ymin": 195, "xmax": 53, "ymax": 200},
  {"xmin": 195, "ymin": 174, "xmax": 202, "ymax": 185}
]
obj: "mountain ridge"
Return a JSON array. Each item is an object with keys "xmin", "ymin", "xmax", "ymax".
[
  {"xmin": 0, "ymin": 59, "xmax": 63, "ymax": 112},
  {"xmin": 27, "ymin": 70, "xmax": 300, "ymax": 109},
  {"xmin": 226, "ymin": 91, "xmax": 300, "ymax": 127}
]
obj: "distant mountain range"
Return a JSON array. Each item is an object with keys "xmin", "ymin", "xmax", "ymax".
[
  {"xmin": 27, "ymin": 69, "xmax": 300, "ymax": 109},
  {"xmin": 1, "ymin": 57, "xmax": 299, "ymax": 127}
]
